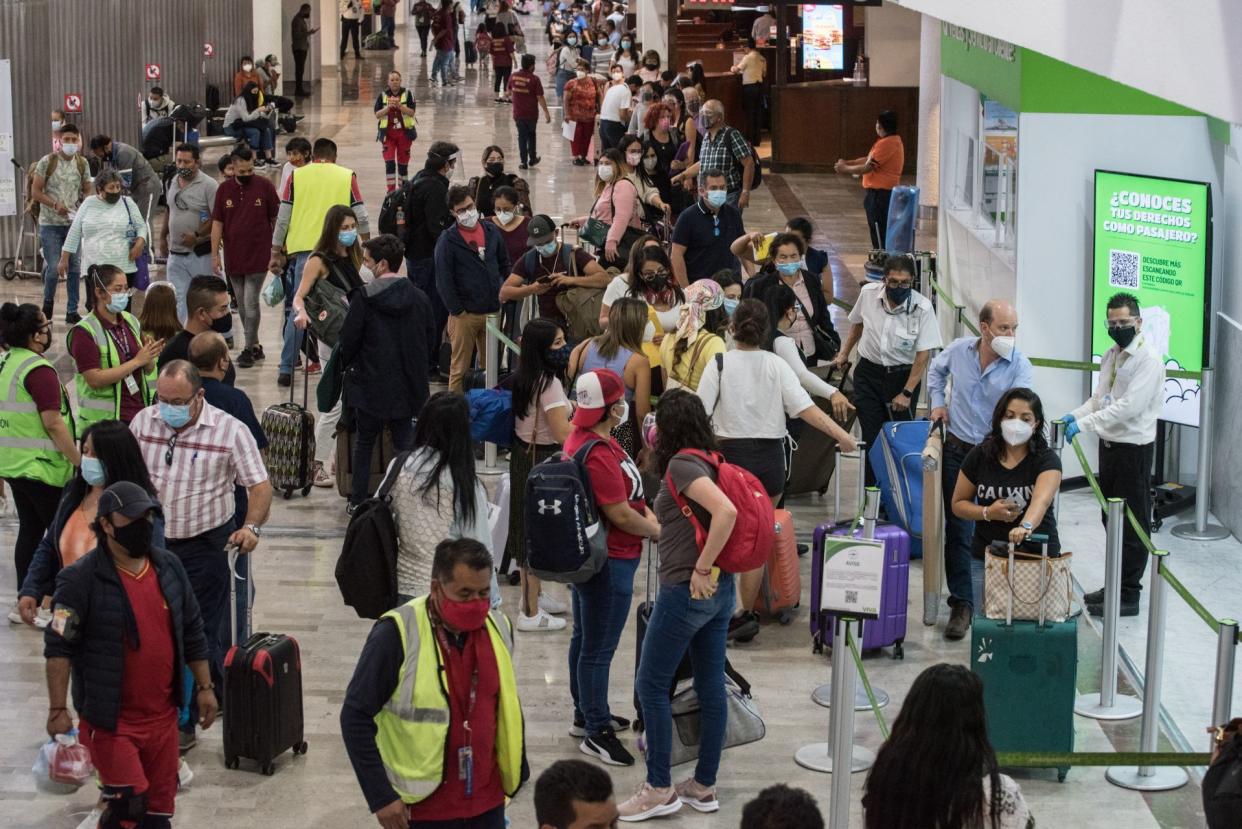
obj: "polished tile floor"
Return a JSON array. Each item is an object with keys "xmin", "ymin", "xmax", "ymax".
[{"xmin": 0, "ymin": 14, "xmax": 1229, "ymax": 828}]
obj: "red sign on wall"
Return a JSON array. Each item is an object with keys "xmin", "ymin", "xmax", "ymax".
[
  {"xmin": 145, "ymin": 63, "xmax": 161, "ymax": 81},
  {"xmin": 63, "ymin": 93, "xmax": 83, "ymax": 114},
  {"xmin": 203, "ymin": 42, "xmax": 215, "ymax": 58}
]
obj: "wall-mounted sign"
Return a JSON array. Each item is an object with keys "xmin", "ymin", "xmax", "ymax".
[
  {"xmin": 203, "ymin": 42, "xmax": 215, "ymax": 58},
  {"xmin": 63, "ymin": 93, "xmax": 83, "ymax": 114},
  {"xmin": 145, "ymin": 63, "xmax": 161, "ymax": 81},
  {"xmin": 819, "ymin": 537, "xmax": 886, "ymax": 619},
  {"xmin": 1092, "ymin": 170, "xmax": 1213, "ymax": 427},
  {"xmin": 941, "ymin": 23, "xmax": 1016, "ymax": 62}
]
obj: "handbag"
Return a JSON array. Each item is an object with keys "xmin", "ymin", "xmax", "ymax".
[
  {"xmin": 983, "ymin": 538, "xmax": 1073, "ymax": 623},
  {"xmin": 579, "ymin": 181, "xmax": 644, "ymax": 260},
  {"xmin": 794, "ymin": 293, "xmax": 840, "ymax": 362},
  {"xmin": 302, "ymin": 263, "xmax": 351, "ymax": 348},
  {"xmin": 668, "ymin": 670, "xmax": 765, "ymax": 766}
]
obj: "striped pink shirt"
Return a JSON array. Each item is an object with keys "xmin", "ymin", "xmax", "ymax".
[{"xmin": 131, "ymin": 401, "xmax": 269, "ymax": 540}]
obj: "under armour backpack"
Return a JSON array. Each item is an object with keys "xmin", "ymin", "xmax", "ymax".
[
  {"xmin": 664, "ymin": 448, "xmax": 775, "ymax": 573},
  {"xmin": 335, "ymin": 452, "xmax": 410, "ymax": 618},
  {"xmin": 525, "ymin": 439, "xmax": 609, "ymax": 583}
]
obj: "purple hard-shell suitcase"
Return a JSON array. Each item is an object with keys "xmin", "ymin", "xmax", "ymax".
[{"xmin": 810, "ymin": 520, "xmax": 910, "ymax": 658}]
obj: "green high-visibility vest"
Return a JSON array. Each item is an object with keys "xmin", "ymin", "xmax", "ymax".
[
  {"xmin": 67, "ymin": 311, "xmax": 155, "ymax": 429},
  {"xmin": 0, "ymin": 347, "xmax": 76, "ymax": 487},
  {"xmin": 286, "ymin": 162, "xmax": 357, "ymax": 255},
  {"xmin": 373, "ymin": 596, "xmax": 525, "ymax": 804}
]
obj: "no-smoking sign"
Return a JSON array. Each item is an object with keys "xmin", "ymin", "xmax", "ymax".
[
  {"xmin": 64, "ymin": 93, "xmax": 83, "ymax": 114},
  {"xmin": 145, "ymin": 63, "xmax": 161, "ymax": 81},
  {"xmin": 203, "ymin": 42, "xmax": 215, "ymax": 58}
]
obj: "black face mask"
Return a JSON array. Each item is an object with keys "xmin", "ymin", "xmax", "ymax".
[
  {"xmin": 886, "ymin": 285, "xmax": 911, "ymax": 306},
  {"xmin": 642, "ymin": 272, "xmax": 670, "ymax": 290},
  {"xmin": 209, "ymin": 313, "xmax": 232, "ymax": 334},
  {"xmin": 546, "ymin": 343, "xmax": 573, "ymax": 371},
  {"xmin": 1107, "ymin": 325, "xmax": 1137, "ymax": 349},
  {"xmin": 237, "ymin": 174, "xmax": 253, "ymax": 184},
  {"xmin": 485, "ymin": 162, "xmax": 504, "ymax": 177},
  {"xmin": 111, "ymin": 518, "xmax": 153, "ymax": 559},
  {"xmin": 103, "ymin": 192, "xmax": 122, "ymax": 204}
]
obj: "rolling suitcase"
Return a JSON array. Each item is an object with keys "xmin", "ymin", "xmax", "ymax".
[
  {"xmin": 754, "ymin": 508, "xmax": 800, "ymax": 624},
  {"xmin": 784, "ymin": 364, "xmax": 857, "ymax": 496},
  {"xmin": 223, "ymin": 548, "xmax": 308, "ymax": 775},
  {"xmin": 870, "ymin": 419, "xmax": 932, "ymax": 558},
  {"xmin": 334, "ymin": 424, "xmax": 397, "ymax": 498},
  {"xmin": 971, "ymin": 537, "xmax": 1076, "ymax": 781},
  {"xmin": 261, "ymin": 361, "xmax": 315, "ymax": 499}
]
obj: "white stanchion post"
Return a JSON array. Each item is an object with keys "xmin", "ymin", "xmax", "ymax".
[
  {"xmin": 480, "ymin": 313, "xmax": 502, "ymax": 475},
  {"xmin": 1106, "ymin": 551, "xmax": 1189, "ymax": 791},
  {"xmin": 1172, "ymin": 367, "xmax": 1229, "ymax": 541},
  {"xmin": 1076, "ymin": 498, "xmax": 1142, "ymax": 720},
  {"xmin": 1211, "ymin": 618, "xmax": 1238, "ymax": 751}
]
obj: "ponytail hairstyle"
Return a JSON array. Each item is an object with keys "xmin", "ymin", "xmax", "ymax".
[
  {"xmin": 730, "ymin": 298, "xmax": 769, "ymax": 347},
  {"xmin": 87, "ymin": 264, "xmax": 128, "ymax": 314}
]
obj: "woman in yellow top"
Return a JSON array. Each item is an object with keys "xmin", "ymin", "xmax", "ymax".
[{"xmin": 660, "ymin": 278, "xmax": 728, "ymax": 392}]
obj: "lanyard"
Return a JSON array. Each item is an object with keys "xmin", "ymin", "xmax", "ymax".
[
  {"xmin": 435, "ymin": 625, "xmax": 481, "ymax": 796},
  {"xmin": 1108, "ymin": 335, "xmax": 1141, "ymax": 389}
]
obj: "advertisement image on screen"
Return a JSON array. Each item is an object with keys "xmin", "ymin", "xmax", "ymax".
[
  {"xmin": 801, "ymin": 5, "xmax": 844, "ymax": 71},
  {"xmin": 1092, "ymin": 170, "xmax": 1212, "ymax": 427}
]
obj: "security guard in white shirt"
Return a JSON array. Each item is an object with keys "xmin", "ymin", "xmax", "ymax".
[
  {"xmin": 832, "ymin": 255, "xmax": 941, "ymax": 485},
  {"xmin": 1062, "ymin": 291, "xmax": 1165, "ymax": 616}
]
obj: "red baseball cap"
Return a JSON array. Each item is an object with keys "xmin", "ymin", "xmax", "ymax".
[{"xmin": 571, "ymin": 368, "xmax": 626, "ymax": 427}]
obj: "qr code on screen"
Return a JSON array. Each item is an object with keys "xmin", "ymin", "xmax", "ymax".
[
  {"xmin": 1109, "ymin": 249, "xmax": 1140, "ymax": 289},
  {"xmin": 845, "ymin": 590, "xmax": 858, "ymax": 605}
]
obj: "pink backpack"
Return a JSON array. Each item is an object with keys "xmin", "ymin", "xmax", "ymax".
[{"xmin": 665, "ymin": 449, "xmax": 776, "ymax": 573}]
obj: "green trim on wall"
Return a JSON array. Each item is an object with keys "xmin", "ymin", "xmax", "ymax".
[
  {"xmin": 1018, "ymin": 50, "xmax": 1199, "ymax": 116},
  {"xmin": 939, "ymin": 31, "xmax": 1020, "ymax": 112}
]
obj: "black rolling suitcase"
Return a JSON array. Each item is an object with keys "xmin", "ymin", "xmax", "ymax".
[
  {"xmin": 785, "ymin": 362, "xmax": 857, "ymax": 496},
  {"xmin": 223, "ymin": 548, "xmax": 308, "ymax": 775}
]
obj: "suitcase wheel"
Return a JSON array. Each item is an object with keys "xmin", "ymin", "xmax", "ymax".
[
  {"xmin": 262, "ymin": 762, "xmax": 276, "ymax": 776},
  {"xmin": 225, "ymin": 756, "xmax": 239, "ymax": 770},
  {"xmin": 283, "ymin": 487, "xmax": 294, "ymax": 500},
  {"xmin": 817, "ymin": 485, "xmax": 828, "ymax": 495},
  {"xmin": 892, "ymin": 640, "xmax": 905, "ymax": 660},
  {"xmin": 506, "ymin": 571, "xmax": 521, "ymax": 586},
  {"xmin": 778, "ymin": 609, "xmax": 792, "ymax": 626},
  {"xmin": 1057, "ymin": 768, "xmax": 1069, "ymax": 783},
  {"xmin": 294, "ymin": 741, "xmax": 309, "ymax": 755}
]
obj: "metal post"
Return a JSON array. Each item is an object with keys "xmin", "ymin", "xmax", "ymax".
[
  {"xmin": 1211, "ymin": 618, "xmax": 1238, "ymax": 751},
  {"xmin": 1049, "ymin": 420, "xmax": 1065, "ymax": 519},
  {"xmin": 1173, "ymin": 367, "xmax": 1230, "ymax": 540},
  {"xmin": 829, "ymin": 619, "xmax": 859, "ymax": 829},
  {"xmin": 1106, "ymin": 551, "xmax": 1189, "ymax": 791},
  {"xmin": 1076, "ymin": 499, "xmax": 1141, "ymax": 720},
  {"xmin": 954, "ymin": 305, "xmax": 966, "ymax": 338},
  {"xmin": 481, "ymin": 313, "xmax": 502, "ymax": 474},
  {"xmin": 796, "ymin": 615, "xmax": 875, "ymax": 775}
]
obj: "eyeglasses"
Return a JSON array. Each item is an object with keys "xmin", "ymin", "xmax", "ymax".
[
  {"xmin": 1106, "ymin": 318, "xmax": 1137, "ymax": 330},
  {"xmin": 165, "ymin": 434, "xmax": 179, "ymax": 467},
  {"xmin": 642, "ymin": 268, "xmax": 671, "ymax": 281}
]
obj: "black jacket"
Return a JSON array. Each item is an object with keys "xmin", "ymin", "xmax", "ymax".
[
  {"xmin": 44, "ymin": 546, "xmax": 208, "ymax": 732},
  {"xmin": 744, "ymin": 267, "xmax": 837, "ymax": 351},
  {"xmin": 469, "ymin": 170, "xmax": 518, "ymax": 217},
  {"xmin": 433, "ymin": 223, "xmax": 509, "ymax": 316},
  {"xmin": 339, "ymin": 276, "xmax": 436, "ymax": 419},
  {"xmin": 403, "ymin": 167, "xmax": 452, "ymax": 260}
]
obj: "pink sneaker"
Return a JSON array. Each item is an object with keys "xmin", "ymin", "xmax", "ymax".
[
  {"xmin": 674, "ymin": 777, "xmax": 719, "ymax": 813},
  {"xmin": 618, "ymin": 781, "xmax": 681, "ymax": 822}
]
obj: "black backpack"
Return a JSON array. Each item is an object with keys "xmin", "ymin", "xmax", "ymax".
[
  {"xmin": 525, "ymin": 439, "xmax": 609, "ymax": 584},
  {"xmin": 1205, "ymin": 722, "xmax": 1242, "ymax": 828},
  {"xmin": 335, "ymin": 452, "xmax": 410, "ymax": 618},
  {"xmin": 378, "ymin": 186, "xmax": 407, "ymax": 237}
]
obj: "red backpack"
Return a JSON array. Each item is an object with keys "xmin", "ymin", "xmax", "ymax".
[{"xmin": 665, "ymin": 449, "xmax": 775, "ymax": 573}]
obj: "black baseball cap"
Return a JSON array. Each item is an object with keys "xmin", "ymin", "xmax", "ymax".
[
  {"xmin": 527, "ymin": 214, "xmax": 558, "ymax": 246},
  {"xmin": 97, "ymin": 481, "xmax": 160, "ymax": 520}
]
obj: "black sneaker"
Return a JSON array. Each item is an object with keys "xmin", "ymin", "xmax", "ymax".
[
  {"xmin": 252, "ymin": 344, "xmax": 266, "ymax": 361},
  {"xmin": 797, "ymin": 543, "xmax": 809, "ymax": 557},
  {"xmin": 277, "ymin": 372, "xmax": 292, "ymax": 387},
  {"xmin": 1082, "ymin": 587, "xmax": 1105, "ymax": 605},
  {"xmin": 518, "ymin": 163, "xmax": 528, "ymax": 170},
  {"xmin": 581, "ymin": 728, "xmax": 634, "ymax": 766},
  {"xmin": 42, "ymin": 302, "xmax": 54, "ymax": 320},
  {"xmin": 570, "ymin": 713, "xmax": 631, "ymax": 738},
  {"xmin": 727, "ymin": 611, "xmax": 760, "ymax": 643},
  {"xmin": 529, "ymin": 155, "xmax": 540, "ymax": 167},
  {"xmin": 237, "ymin": 347, "xmax": 255, "ymax": 368},
  {"xmin": 1088, "ymin": 600, "xmax": 1140, "ymax": 618},
  {"xmin": 65, "ymin": 311, "xmax": 81, "ymax": 325}
]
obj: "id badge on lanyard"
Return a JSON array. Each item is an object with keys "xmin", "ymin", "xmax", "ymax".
[{"xmin": 438, "ymin": 627, "xmax": 480, "ymax": 797}]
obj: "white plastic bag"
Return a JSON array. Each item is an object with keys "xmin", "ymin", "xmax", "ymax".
[
  {"xmin": 33, "ymin": 732, "xmax": 94, "ymax": 793},
  {"xmin": 261, "ymin": 272, "xmax": 286, "ymax": 307}
]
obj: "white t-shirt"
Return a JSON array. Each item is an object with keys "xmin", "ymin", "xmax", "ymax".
[
  {"xmin": 696, "ymin": 348, "xmax": 812, "ymax": 439},
  {"xmin": 600, "ymin": 83, "xmax": 631, "ymax": 122},
  {"xmin": 602, "ymin": 274, "xmax": 682, "ymax": 332},
  {"xmin": 773, "ymin": 335, "xmax": 839, "ymax": 400},
  {"xmin": 514, "ymin": 376, "xmax": 569, "ymax": 444}
]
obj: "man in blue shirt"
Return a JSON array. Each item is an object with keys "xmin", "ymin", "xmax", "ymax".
[{"xmin": 927, "ymin": 299, "xmax": 1032, "ymax": 640}]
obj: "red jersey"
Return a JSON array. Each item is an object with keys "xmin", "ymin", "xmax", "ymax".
[
  {"xmin": 563, "ymin": 429, "xmax": 646, "ymax": 559},
  {"xmin": 117, "ymin": 561, "xmax": 177, "ymax": 721}
]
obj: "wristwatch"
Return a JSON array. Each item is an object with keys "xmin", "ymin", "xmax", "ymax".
[
  {"xmin": 898, "ymin": 389, "xmax": 913, "ymax": 399},
  {"xmin": 1021, "ymin": 521, "xmax": 1033, "ymax": 532},
  {"xmin": 245, "ymin": 523, "xmax": 263, "ymax": 538},
  {"xmin": 194, "ymin": 682, "xmax": 215, "ymax": 693}
]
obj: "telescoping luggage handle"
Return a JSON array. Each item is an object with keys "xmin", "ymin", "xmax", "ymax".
[
  {"xmin": 833, "ymin": 439, "xmax": 867, "ymax": 527},
  {"xmin": 1001, "ymin": 533, "xmax": 1050, "ymax": 627},
  {"xmin": 227, "ymin": 544, "xmax": 252, "ymax": 647}
]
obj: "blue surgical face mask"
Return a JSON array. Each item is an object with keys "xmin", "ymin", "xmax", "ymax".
[
  {"xmin": 705, "ymin": 190, "xmax": 727, "ymax": 209},
  {"xmin": 159, "ymin": 401, "xmax": 193, "ymax": 429},
  {"xmin": 80, "ymin": 456, "xmax": 107, "ymax": 486},
  {"xmin": 722, "ymin": 297, "xmax": 739, "ymax": 316},
  {"xmin": 106, "ymin": 292, "xmax": 130, "ymax": 313},
  {"xmin": 776, "ymin": 261, "xmax": 801, "ymax": 277},
  {"xmin": 338, "ymin": 229, "xmax": 358, "ymax": 247},
  {"xmin": 536, "ymin": 241, "xmax": 559, "ymax": 257}
]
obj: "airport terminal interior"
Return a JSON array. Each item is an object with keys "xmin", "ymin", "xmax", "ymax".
[{"xmin": 1, "ymin": 0, "xmax": 1240, "ymax": 827}]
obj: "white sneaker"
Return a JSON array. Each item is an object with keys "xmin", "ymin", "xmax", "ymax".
[
  {"xmin": 178, "ymin": 758, "xmax": 194, "ymax": 789},
  {"xmin": 75, "ymin": 808, "xmax": 104, "ymax": 829},
  {"xmin": 34, "ymin": 607, "xmax": 52, "ymax": 629},
  {"xmin": 539, "ymin": 591, "xmax": 568, "ymax": 615},
  {"xmin": 7, "ymin": 602, "xmax": 23, "ymax": 624},
  {"xmin": 515, "ymin": 608, "xmax": 567, "ymax": 632}
]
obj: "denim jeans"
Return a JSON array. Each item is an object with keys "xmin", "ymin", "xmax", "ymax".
[
  {"xmin": 569, "ymin": 556, "xmax": 639, "ymax": 734},
  {"xmin": 432, "ymin": 49, "xmax": 454, "ymax": 84},
  {"xmin": 970, "ymin": 556, "xmax": 986, "ymax": 619},
  {"xmin": 224, "ymin": 123, "xmax": 274, "ymax": 153},
  {"xmin": 169, "ymin": 522, "xmax": 234, "ymax": 731},
  {"xmin": 350, "ymin": 410, "xmax": 416, "ymax": 506},
  {"xmin": 636, "ymin": 574, "xmax": 735, "ymax": 788},
  {"xmin": 279, "ymin": 252, "xmax": 310, "ymax": 375},
  {"xmin": 39, "ymin": 224, "xmax": 79, "ymax": 311},
  {"xmin": 380, "ymin": 13, "xmax": 395, "ymax": 39},
  {"xmin": 165, "ymin": 251, "xmax": 216, "ymax": 323},
  {"xmin": 555, "ymin": 68, "xmax": 574, "ymax": 100},
  {"xmin": 941, "ymin": 439, "xmax": 977, "ymax": 609}
]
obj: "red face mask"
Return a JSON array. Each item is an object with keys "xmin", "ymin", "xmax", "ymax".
[{"xmin": 436, "ymin": 592, "xmax": 491, "ymax": 631}]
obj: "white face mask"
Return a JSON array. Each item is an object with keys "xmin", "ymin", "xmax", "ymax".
[
  {"xmin": 52, "ymin": 120, "xmax": 63, "ymax": 130},
  {"xmin": 495, "ymin": 210, "xmax": 515, "ymax": 225},
  {"xmin": 149, "ymin": 98, "xmax": 161, "ymax": 107},
  {"xmin": 613, "ymin": 399, "xmax": 629, "ymax": 424},
  {"xmin": 61, "ymin": 142, "xmax": 80, "ymax": 156},
  {"xmin": 576, "ymin": 70, "xmax": 588, "ymax": 79},
  {"xmin": 1000, "ymin": 418, "xmax": 1034, "ymax": 446},
  {"xmin": 597, "ymin": 164, "xmax": 614, "ymax": 182},
  {"xmin": 990, "ymin": 334, "xmax": 1015, "ymax": 360},
  {"xmin": 243, "ymin": 63, "xmax": 254, "ymax": 72},
  {"xmin": 359, "ymin": 264, "xmax": 376, "ymax": 284},
  {"xmin": 642, "ymin": 156, "xmax": 658, "ymax": 172},
  {"xmin": 457, "ymin": 208, "xmax": 480, "ymax": 228},
  {"xmin": 626, "ymin": 151, "xmax": 642, "ymax": 167}
]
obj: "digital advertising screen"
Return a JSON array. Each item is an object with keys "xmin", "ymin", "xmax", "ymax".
[
  {"xmin": 1092, "ymin": 170, "xmax": 1213, "ymax": 427},
  {"xmin": 800, "ymin": 4, "xmax": 844, "ymax": 71}
]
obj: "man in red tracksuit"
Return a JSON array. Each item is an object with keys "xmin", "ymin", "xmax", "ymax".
[{"xmin": 45, "ymin": 482, "xmax": 217, "ymax": 828}]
